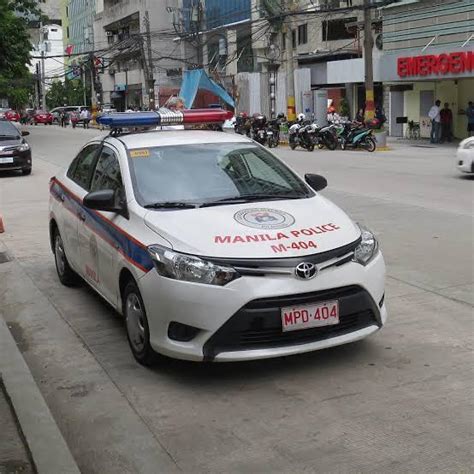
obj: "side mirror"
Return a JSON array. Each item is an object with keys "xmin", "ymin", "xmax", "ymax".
[
  {"xmin": 305, "ymin": 173, "xmax": 328, "ymax": 192},
  {"xmin": 21, "ymin": 130, "xmax": 30, "ymax": 136},
  {"xmin": 83, "ymin": 189, "xmax": 128, "ymax": 218}
]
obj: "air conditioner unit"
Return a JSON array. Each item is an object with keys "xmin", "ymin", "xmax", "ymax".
[{"xmin": 106, "ymin": 31, "xmax": 113, "ymax": 36}]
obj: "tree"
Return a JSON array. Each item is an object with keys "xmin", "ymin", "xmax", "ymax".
[
  {"xmin": 0, "ymin": 0, "xmax": 41, "ymax": 108},
  {"xmin": 46, "ymin": 79, "xmax": 89, "ymax": 109}
]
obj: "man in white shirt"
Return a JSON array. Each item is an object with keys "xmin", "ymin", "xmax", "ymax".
[{"xmin": 428, "ymin": 100, "xmax": 441, "ymax": 143}]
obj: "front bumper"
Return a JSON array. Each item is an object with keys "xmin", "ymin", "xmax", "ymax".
[
  {"xmin": 139, "ymin": 251, "xmax": 386, "ymax": 362},
  {"xmin": 0, "ymin": 150, "xmax": 31, "ymax": 171},
  {"xmin": 457, "ymin": 148, "xmax": 474, "ymax": 173}
]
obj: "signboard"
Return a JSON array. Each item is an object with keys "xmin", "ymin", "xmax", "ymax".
[{"xmin": 398, "ymin": 51, "xmax": 473, "ymax": 78}]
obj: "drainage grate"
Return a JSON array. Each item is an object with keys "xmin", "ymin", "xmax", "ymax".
[{"xmin": 0, "ymin": 252, "xmax": 12, "ymax": 264}]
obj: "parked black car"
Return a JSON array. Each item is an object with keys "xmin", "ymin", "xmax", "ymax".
[{"xmin": 0, "ymin": 120, "xmax": 32, "ymax": 175}]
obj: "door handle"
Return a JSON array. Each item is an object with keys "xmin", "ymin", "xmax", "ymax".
[{"xmin": 78, "ymin": 212, "xmax": 86, "ymax": 222}]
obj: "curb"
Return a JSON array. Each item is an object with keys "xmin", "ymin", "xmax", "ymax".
[{"xmin": 0, "ymin": 247, "xmax": 80, "ymax": 474}]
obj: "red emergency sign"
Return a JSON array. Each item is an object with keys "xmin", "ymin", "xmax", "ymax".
[{"xmin": 397, "ymin": 51, "xmax": 474, "ymax": 78}]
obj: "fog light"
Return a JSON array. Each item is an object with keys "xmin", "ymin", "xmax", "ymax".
[{"xmin": 168, "ymin": 322, "xmax": 200, "ymax": 342}]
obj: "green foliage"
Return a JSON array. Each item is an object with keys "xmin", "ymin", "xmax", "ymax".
[
  {"xmin": 340, "ymin": 97, "xmax": 350, "ymax": 118},
  {"xmin": 0, "ymin": 0, "xmax": 41, "ymax": 107},
  {"xmin": 46, "ymin": 79, "xmax": 89, "ymax": 109}
]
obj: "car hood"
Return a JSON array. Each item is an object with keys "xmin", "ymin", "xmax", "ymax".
[
  {"xmin": 144, "ymin": 195, "xmax": 360, "ymax": 258},
  {"xmin": 0, "ymin": 138, "xmax": 21, "ymax": 148}
]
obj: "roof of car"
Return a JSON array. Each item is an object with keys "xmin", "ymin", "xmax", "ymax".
[{"xmin": 111, "ymin": 130, "xmax": 253, "ymax": 149}]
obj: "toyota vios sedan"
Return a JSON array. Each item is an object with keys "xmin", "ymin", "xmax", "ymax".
[{"xmin": 49, "ymin": 110, "xmax": 386, "ymax": 365}]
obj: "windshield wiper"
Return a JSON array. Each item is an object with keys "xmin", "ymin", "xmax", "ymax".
[
  {"xmin": 0, "ymin": 135, "xmax": 18, "ymax": 139},
  {"xmin": 144, "ymin": 201, "xmax": 197, "ymax": 209},
  {"xmin": 200, "ymin": 193, "xmax": 306, "ymax": 208}
]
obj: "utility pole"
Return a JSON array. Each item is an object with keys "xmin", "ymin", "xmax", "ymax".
[
  {"xmin": 89, "ymin": 53, "xmax": 97, "ymax": 110},
  {"xmin": 363, "ymin": 0, "xmax": 375, "ymax": 120},
  {"xmin": 40, "ymin": 50, "xmax": 46, "ymax": 109},
  {"xmin": 284, "ymin": 0, "xmax": 296, "ymax": 121},
  {"xmin": 144, "ymin": 11, "xmax": 155, "ymax": 109}
]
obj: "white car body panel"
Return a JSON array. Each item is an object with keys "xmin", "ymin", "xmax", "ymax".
[
  {"xmin": 456, "ymin": 137, "xmax": 474, "ymax": 173},
  {"xmin": 49, "ymin": 129, "xmax": 387, "ymax": 362}
]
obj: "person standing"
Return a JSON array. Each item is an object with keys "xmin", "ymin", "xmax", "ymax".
[
  {"xmin": 428, "ymin": 100, "xmax": 441, "ymax": 143},
  {"xmin": 466, "ymin": 101, "xmax": 474, "ymax": 137},
  {"xmin": 439, "ymin": 102, "xmax": 453, "ymax": 143}
]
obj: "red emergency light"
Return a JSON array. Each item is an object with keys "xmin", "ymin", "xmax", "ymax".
[{"xmin": 97, "ymin": 108, "xmax": 233, "ymax": 128}]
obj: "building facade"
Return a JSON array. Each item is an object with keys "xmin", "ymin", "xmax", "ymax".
[
  {"xmin": 94, "ymin": 0, "xmax": 184, "ymax": 110},
  {"xmin": 380, "ymin": 0, "xmax": 474, "ymax": 139}
]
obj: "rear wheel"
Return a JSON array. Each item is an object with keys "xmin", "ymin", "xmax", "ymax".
[
  {"xmin": 54, "ymin": 230, "xmax": 80, "ymax": 286},
  {"xmin": 363, "ymin": 137, "xmax": 376, "ymax": 152},
  {"xmin": 307, "ymin": 143, "xmax": 315, "ymax": 152},
  {"xmin": 123, "ymin": 280, "xmax": 157, "ymax": 366},
  {"xmin": 323, "ymin": 134, "xmax": 337, "ymax": 151}
]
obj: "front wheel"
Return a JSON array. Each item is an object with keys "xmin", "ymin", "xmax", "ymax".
[
  {"xmin": 363, "ymin": 137, "xmax": 376, "ymax": 152},
  {"xmin": 22, "ymin": 167, "xmax": 31, "ymax": 176},
  {"xmin": 289, "ymin": 137, "xmax": 297, "ymax": 150},
  {"xmin": 306, "ymin": 143, "xmax": 315, "ymax": 152},
  {"xmin": 123, "ymin": 280, "xmax": 157, "ymax": 366}
]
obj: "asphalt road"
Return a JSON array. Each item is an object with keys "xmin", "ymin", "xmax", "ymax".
[{"xmin": 0, "ymin": 125, "xmax": 473, "ymax": 473}]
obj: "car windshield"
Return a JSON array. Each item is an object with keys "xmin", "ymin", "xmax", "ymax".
[
  {"xmin": 0, "ymin": 120, "xmax": 20, "ymax": 139},
  {"xmin": 127, "ymin": 142, "xmax": 312, "ymax": 208}
]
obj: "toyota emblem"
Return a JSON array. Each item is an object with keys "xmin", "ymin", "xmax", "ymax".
[{"xmin": 295, "ymin": 262, "xmax": 318, "ymax": 280}]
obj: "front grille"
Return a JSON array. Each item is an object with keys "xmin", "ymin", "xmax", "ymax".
[{"xmin": 203, "ymin": 285, "xmax": 380, "ymax": 360}]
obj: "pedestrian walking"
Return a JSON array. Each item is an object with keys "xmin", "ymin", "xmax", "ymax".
[
  {"xmin": 60, "ymin": 110, "xmax": 67, "ymax": 128},
  {"xmin": 466, "ymin": 101, "xmax": 474, "ymax": 137},
  {"xmin": 439, "ymin": 102, "xmax": 453, "ymax": 143},
  {"xmin": 428, "ymin": 100, "xmax": 441, "ymax": 143},
  {"xmin": 80, "ymin": 108, "xmax": 90, "ymax": 129}
]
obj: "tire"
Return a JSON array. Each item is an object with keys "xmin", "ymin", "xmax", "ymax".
[
  {"xmin": 123, "ymin": 280, "xmax": 157, "ymax": 366},
  {"xmin": 289, "ymin": 140, "xmax": 297, "ymax": 150},
  {"xmin": 323, "ymin": 134, "xmax": 337, "ymax": 151},
  {"xmin": 363, "ymin": 137, "xmax": 376, "ymax": 152},
  {"xmin": 53, "ymin": 229, "xmax": 80, "ymax": 286},
  {"xmin": 22, "ymin": 167, "xmax": 31, "ymax": 176},
  {"xmin": 307, "ymin": 144, "xmax": 315, "ymax": 152}
]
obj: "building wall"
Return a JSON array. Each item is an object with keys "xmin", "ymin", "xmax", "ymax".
[
  {"xmin": 383, "ymin": 0, "xmax": 474, "ymax": 52},
  {"xmin": 67, "ymin": 0, "xmax": 96, "ymax": 55}
]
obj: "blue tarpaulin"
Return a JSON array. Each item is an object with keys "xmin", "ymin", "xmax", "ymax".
[{"xmin": 179, "ymin": 69, "xmax": 235, "ymax": 109}]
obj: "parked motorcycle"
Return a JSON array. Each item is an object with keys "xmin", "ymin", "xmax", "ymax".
[
  {"xmin": 338, "ymin": 122, "xmax": 376, "ymax": 152},
  {"xmin": 312, "ymin": 123, "xmax": 338, "ymax": 150},
  {"xmin": 235, "ymin": 113, "xmax": 251, "ymax": 136},
  {"xmin": 288, "ymin": 122, "xmax": 316, "ymax": 151}
]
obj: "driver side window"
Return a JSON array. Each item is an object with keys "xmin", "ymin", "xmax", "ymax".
[
  {"xmin": 67, "ymin": 144, "xmax": 100, "ymax": 190},
  {"xmin": 90, "ymin": 147, "xmax": 124, "ymax": 196}
]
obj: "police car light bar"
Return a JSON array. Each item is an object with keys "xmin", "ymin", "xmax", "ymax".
[{"xmin": 97, "ymin": 108, "xmax": 233, "ymax": 128}]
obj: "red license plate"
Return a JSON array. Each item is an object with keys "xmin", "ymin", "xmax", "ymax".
[{"xmin": 281, "ymin": 300, "xmax": 339, "ymax": 332}]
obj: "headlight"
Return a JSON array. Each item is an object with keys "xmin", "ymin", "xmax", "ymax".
[
  {"xmin": 353, "ymin": 225, "xmax": 379, "ymax": 266},
  {"xmin": 148, "ymin": 245, "xmax": 239, "ymax": 286},
  {"xmin": 17, "ymin": 143, "xmax": 30, "ymax": 152}
]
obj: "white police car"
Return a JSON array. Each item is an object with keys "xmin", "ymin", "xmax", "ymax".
[
  {"xmin": 49, "ymin": 109, "xmax": 386, "ymax": 365},
  {"xmin": 456, "ymin": 137, "xmax": 474, "ymax": 174}
]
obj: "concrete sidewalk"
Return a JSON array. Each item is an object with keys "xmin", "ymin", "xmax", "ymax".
[{"xmin": 0, "ymin": 242, "xmax": 80, "ymax": 474}]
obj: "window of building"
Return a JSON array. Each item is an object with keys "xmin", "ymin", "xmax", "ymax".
[
  {"xmin": 298, "ymin": 24, "xmax": 308, "ymax": 45},
  {"xmin": 322, "ymin": 17, "xmax": 357, "ymax": 41},
  {"xmin": 281, "ymin": 32, "xmax": 286, "ymax": 50},
  {"xmin": 292, "ymin": 30, "xmax": 296, "ymax": 49}
]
